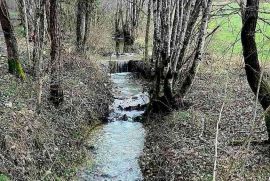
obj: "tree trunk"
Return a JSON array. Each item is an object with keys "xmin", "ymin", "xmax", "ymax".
[
  {"xmin": 82, "ymin": 0, "xmax": 95, "ymax": 53},
  {"xmin": 0, "ymin": 0, "xmax": 25, "ymax": 79},
  {"xmin": 22, "ymin": 0, "xmax": 31, "ymax": 65},
  {"xmin": 144, "ymin": 0, "xmax": 151, "ymax": 62},
  {"xmin": 32, "ymin": 0, "xmax": 45, "ymax": 76},
  {"xmin": 16, "ymin": 0, "xmax": 34, "ymax": 38},
  {"xmin": 241, "ymin": 0, "xmax": 270, "ymax": 141},
  {"xmin": 16, "ymin": 0, "xmax": 26, "ymax": 28},
  {"xmin": 116, "ymin": 0, "xmax": 145, "ymax": 53},
  {"xmin": 115, "ymin": 0, "xmax": 124, "ymax": 56},
  {"xmin": 116, "ymin": 40, "xmax": 120, "ymax": 57},
  {"xmin": 149, "ymin": 0, "xmax": 212, "ymax": 112},
  {"xmin": 31, "ymin": 0, "xmax": 46, "ymax": 112},
  {"xmin": 49, "ymin": 0, "xmax": 63, "ymax": 106},
  {"xmin": 82, "ymin": 1, "xmax": 90, "ymax": 53},
  {"xmin": 179, "ymin": 0, "xmax": 212, "ymax": 97},
  {"xmin": 76, "ymin": 0, "xmax": 86, "ymax": 51}
]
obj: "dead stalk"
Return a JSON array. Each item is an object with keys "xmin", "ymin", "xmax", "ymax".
[
  {"xmin": 23, "ymin": 0, "xmax": 31, "ymax": 65},
  {"xmin": 248, "ymin": 68, "xmax": 264, "ymax": 148},
  {"xmin": 212, "ymin": 70, "xmax": 229, "ymax": 181}
]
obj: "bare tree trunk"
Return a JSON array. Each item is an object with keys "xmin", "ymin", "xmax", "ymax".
[
  {"xmin": 82, "ymin": 1, "xmax": 90, "ymax": 53},
  {"xmin": 49, "ymin": 0, "xmax": 63, "ymax": 106},
  {"xmin": 76, "ymin": 0, "xmax": 86, "ymax": 52},
  {"xmin": 152, "ymin": 0, "xmax": 161, "ymax": 99},
  {"xmin": 144, "ymin": 0, "xmax": 151, "ymax": 62},
  {"xmin": 82, "ymin": 0, "xmax": 95, "ymax": 53},
  {"xmin": 116, "ymin": 0, "xmax": 145, "ymax": 53},
  {"xmin": 115, "ymin": 0, "xmax": 124, "ymax": 56},
  {"xmin": 16, "ymin": 0, "xmax": 26, "ymax": 28},
  {"xmin": 179, "ymin": 0, "xmax": 212, "ymax": 97},
  {"xmin": 0, "ymin": 0, "xmax": 25, "ymax": 79},
  {"xmin": 16, "ymin": 0, "xmax": 34, "ymax": 37},
  {"xmin": 173, "ymin": 0, "xmax": 201, "ymax": 85},
  {"xmin": 241, "ymin": 0, "xmax": 270, "ymax": 141},
  {"xmin": 116, "ymin": 40, "xmax": 120, "ymax": 57},
  {"xmin": 149, "ymin": 0, "xmax": 212, "ymax": 112},
  {"xmin": 31, "ymin": 0, "xmax": 46, "ymax": 111},
  {"xmin": 22, "ymin": 0, "xmax": 31, "ymax": 65}
]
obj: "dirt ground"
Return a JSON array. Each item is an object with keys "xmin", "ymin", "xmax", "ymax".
[
  {"xmin": 0, "ymin": 51, "xmax": 112, "ymax": 180},
  {"xmin": 140, "ymin": 55, "xmax": 270, "ymax": 180}
]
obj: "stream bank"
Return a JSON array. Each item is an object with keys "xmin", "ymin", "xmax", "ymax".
[{"xmin": 0, "ymin": 53, "xmax": 112, "ymax": 180}]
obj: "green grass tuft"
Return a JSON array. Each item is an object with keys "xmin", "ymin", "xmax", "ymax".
[{"xmin": 0, "ymin": 174, "xmax": 10, "ymax": 181}]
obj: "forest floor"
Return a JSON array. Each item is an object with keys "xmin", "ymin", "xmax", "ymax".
[
  {"xmin": 140, "ymin": 55, "xmax": 270, "ymax": 180},
  {"xmin": 0, "ymin": 42, "xmax": 112, "ymax": 180}
]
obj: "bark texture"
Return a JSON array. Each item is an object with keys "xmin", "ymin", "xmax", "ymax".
[
  {"xmin": 144, "ymin": 0, "xmax": 151, "ymax": 62},
  {"xmin": 76, "ymin": 0, "xmax": 86, "ymax": 51},
  {"xmin": 150, "ymin": 0, "xmax": 212, "ymax": 112},
  {"xmin": 115, "ymin": 0, "xmax": 145, "ymax": 53},
  {"xmin": 241, "ymin": 0, "xmax": 270, "ymax": 141},
  {"xmin": 76, "ymin": 0, "xmax": 95, "ymax": 52},
  {"xmin": 49, "ymin": 0, "xmax": 63, "ymax": 106},
  {"xmin": 16, "ymin": 0, "xmax": 34, "ymax": 37},
  {"xmin": 0, "ymin": 0, "xmax": 25, "ymax": 79}
]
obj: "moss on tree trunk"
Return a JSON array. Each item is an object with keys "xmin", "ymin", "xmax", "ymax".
[{"xmin": 8, "ymin": 59, "xmax": 26, "ymax": 80}]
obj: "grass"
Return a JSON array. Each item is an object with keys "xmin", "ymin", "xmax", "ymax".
[
  {"xmin": 9, "ymin": 11, "xmax": 18, "ymax": 18},
  {"xmin": 208, "ymin": 3, "xmax": 270, "ymax": 61},
  {"xmin": 0, "ymin": 174, "xmax": 9, "ymax": 181}
]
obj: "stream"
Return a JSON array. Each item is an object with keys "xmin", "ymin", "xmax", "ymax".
[{"xmin": 78, "ymin": 54, "xmax": 149, "ymax": 181}]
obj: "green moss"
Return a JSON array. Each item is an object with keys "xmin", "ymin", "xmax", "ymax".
[
  {"xmin": 264, "ymin": 107, "xmax": 270, "ymax": 139},
  {"xmin": 15, "ymin": 26, "xmax": 26, "ymax": 38},
  {"xmin": 201, "ymin": 173, "xmax": 213, "ymax": 181},
  {"xmin": 63, "ymin": 168, "xmax": 78, "ymax": 178},
  {"xmin": 176, "ymin": 111, "xmax": 191, "ymax": 121},
  {"xmin": 15, "ymin": 61, "xmax": 26, "ymax": 80},
  {"xmin": 0, "ymin": 174, "xmax": 10, "ymax": 181},
  {"xmin": 8, "ymin": 59, "xmax": 26, "ymax": 80}
]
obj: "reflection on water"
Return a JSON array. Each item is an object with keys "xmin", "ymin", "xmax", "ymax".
[{"xmin": 79, "ymin": 72, "xmax": 148, "ymax": 181}]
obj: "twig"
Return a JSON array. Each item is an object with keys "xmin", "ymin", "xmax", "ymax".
[
  {"xmin": 23, "ymin": 0, "xmax": 31, "ymax": 65},
  {"xmin": 212, "ymin": 70, "xmax": 229, "ymax": 181}
]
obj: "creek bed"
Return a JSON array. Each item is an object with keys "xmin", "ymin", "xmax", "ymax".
[{"xmin": 78, "ymin": 60, "xmax": 149, "ymax": 181}]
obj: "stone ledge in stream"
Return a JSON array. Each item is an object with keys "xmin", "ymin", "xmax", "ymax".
[
  {"xmin": 109, "ymin": 60, "xmax": 153, "ymax": 78},
  {"xmin": 118, "ymin": 103, "xmax": 147, "ymax": 111}
]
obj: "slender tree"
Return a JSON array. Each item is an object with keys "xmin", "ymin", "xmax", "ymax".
[
  {"xmin": 16, "ymin": 0, "xmax": 25, "ymax": 28},
  {"xmin": 123, "ymin": 0, "xmax": 145, "ymax": 52},
  {"xmin": 76, "ymin": 0, "xmax": 86, "ymax": 51},
  {"xmin": 0, "ymin": 0, "xmax": 25, "ymax": 79},
  {"xmin": 115, "ymin": 0, "xmax": 124, "ymax": 56},
  {"xmin": 32, "ymin": 0, "xmax": 46, "ymax": 76},
  {"xmin": 15, "ymin": 0, "xmax": 34, "ymax": 37},
  {"xmin": 76, "ymin": 0, "xmax": 95, "ymax": 52},
  {"xmin": 22, "ymin": 0, "xmax": 31, "ymax": 65},
  {"xmin": 150, "ymin": 0, "xmax": 212, "ymax": 111},
  {"xmin": 114, "ymin": 0, "xmax": 145, "ymax": 53},
  {"xmin": 82, "ymin": 1, "xmax": 91, "ymax": 51},
  {"xmin": 31, "ymin": 0, "xmax": 46, "ymax": 112},
  {"xmin": 144, "ymin": 0, "xmax": 151, "ymax": 62},
  {"xmin": 49, "ymin": 0, "xmax": 63, "ymax": 106},
  {"xmin": 241, "ymin": 0, "xmax": 270, "ymax": 142}
]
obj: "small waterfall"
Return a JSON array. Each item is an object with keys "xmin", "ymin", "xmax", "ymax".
[
  {"xmin": 117, "ymin": 60, "xmax": 129, "ymax": 72},
  {"xmin": 109, "ymin": 60, "xmax": 130, "ymax": 73}
]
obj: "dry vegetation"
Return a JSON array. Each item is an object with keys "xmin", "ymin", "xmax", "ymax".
[
  {"xmin": 140, "ymin": 55, "xmax": 270, "ymax": 180},
  {"xmin": 0, "ymin": 51, "xmax": 112, "ymax": 180}
]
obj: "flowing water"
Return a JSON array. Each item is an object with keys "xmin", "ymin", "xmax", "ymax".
[{"xmin": 78, "ymin": 56, "xmax": 148, "ymax": 181}]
